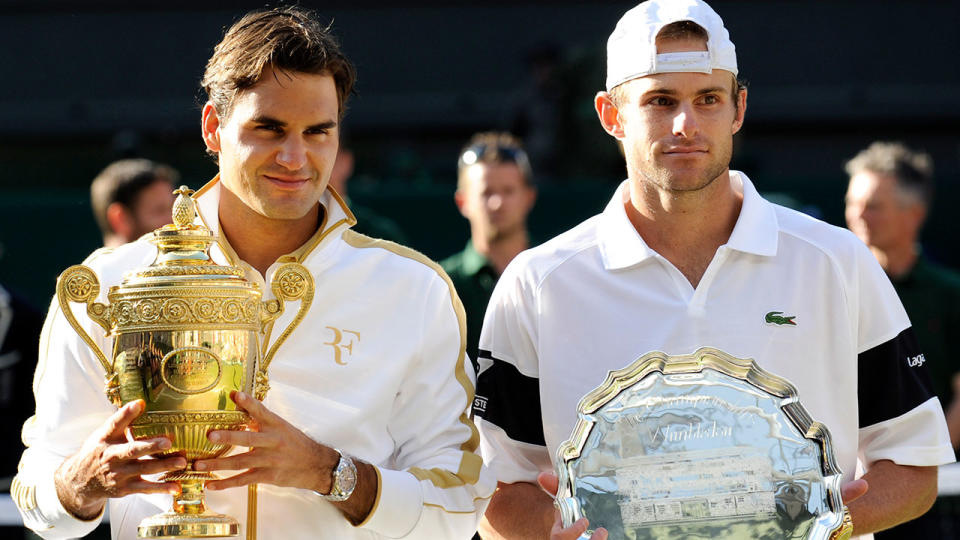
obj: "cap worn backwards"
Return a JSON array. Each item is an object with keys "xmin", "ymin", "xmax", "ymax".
[{"xmin": 605, "ymin": 0, "xmax": 737, "ymax": 92}]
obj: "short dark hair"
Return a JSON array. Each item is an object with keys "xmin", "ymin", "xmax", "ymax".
[
  {"xmin": 201, "ymin": 7, "xmax": 357, "ymax": 121},
  {"xmin": 457, "ymin": 132, "xmax": 534, "ymax": 189},
  {"xmin": 656, "ymin": 19, "xmax": 709, "ymax": 42},
  {"xmin": 90, "ymin": 159, "xmax": 178, "ymax": 237},
  {"xmin": 608, "ymin": 20, "xmax": 746, "ymax": 108},
  {"xmin": 845, "ymin": 142, "xmax": 934, "ymax": 206}
]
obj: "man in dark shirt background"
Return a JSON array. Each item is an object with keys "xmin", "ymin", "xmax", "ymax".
[
  {"xmin": 846, "ymin": 141, "xmax": 960, "ymax": 538},
  {"xmin": 441, "ymin": 132, "xmax": 536, "ymax": 372}
]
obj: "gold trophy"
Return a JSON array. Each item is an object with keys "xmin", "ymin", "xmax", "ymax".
[{"xmin": 56, "ymin": 187, "xmax": 313, "ymax": 538}]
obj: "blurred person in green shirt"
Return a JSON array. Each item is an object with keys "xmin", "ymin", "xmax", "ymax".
[
  {"xmin": 441, "ymin": 133, "xmax": 537, "ymax": 373},
  {"xmin": 846, "ymin": 141, "xmax": 960, "ymax": 537}
]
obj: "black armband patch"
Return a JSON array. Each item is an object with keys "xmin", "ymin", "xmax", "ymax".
[
  {"xmin": 473, "ymin": 350, "xmax": 546, "ymax": 446},
  {"xmin": 858, "ymin": 327, "xmax": 935, "ymax": 428}
]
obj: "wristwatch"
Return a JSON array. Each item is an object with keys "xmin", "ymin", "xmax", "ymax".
[{"xmin": 320, "ymin": 449, "xmax": 357, "ymax": 502}]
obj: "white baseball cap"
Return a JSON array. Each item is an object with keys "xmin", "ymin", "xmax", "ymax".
[{"xmin": 605, "ymin": 0, "xmax": 737, "ymax": 92}]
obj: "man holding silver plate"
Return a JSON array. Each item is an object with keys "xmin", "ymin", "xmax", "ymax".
[
  {"xmin": 14, "ymin": 7, "xmax": 494, "ymax": 539},
  {"xmin": 473, "ymin": 1, "xmax": 954, "ymax": 539}
]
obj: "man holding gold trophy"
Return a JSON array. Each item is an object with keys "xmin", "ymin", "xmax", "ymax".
[
  {"xmin": 13, "ymin": 7, "xmax": 494, "ymax": 539},
  {"xmin": 474, "ymin": 1, "xmax": 953, "ymax": 539}
]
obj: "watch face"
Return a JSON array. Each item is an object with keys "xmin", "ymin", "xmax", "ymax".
[{"xmin": 337, "ymin": 458, "xmax": 357, "ymax": 493}]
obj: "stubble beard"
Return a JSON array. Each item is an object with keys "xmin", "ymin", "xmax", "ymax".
[
  {"xmin": 243, "ymin": 169, "xmax": 325, "ymax": 222},
  {"xmin": 631, "ymin": 145, "xmax": 732, "ymax": 198}
]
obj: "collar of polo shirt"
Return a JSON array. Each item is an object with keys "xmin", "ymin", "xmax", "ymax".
[{"xmin": 597, "ymin": 172, "xmax": 779, "ymax": 271}]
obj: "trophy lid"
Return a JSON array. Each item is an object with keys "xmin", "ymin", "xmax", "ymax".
[{"xmin": 118, "ymin": 186, "xmax": 249, "ymax": 287}]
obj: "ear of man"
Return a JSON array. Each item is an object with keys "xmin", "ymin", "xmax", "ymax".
[
  {"xmin": 732, "ymin": 87, "xmax": 748, "ymax": 135},
  {"xmin": 201, "ymin": 102, "xmax": 223, "ymax": 154},
  {"xmin": 523, "ymin": 185, "xmax": 538, "ymax": 212},
  {"xmin": 594, "ymin": 91, "xmax": 624, "ymax": 139},
  {"xmin": 454, "ymin": 190, "xmax": 469, "ymax": 218},
  {"xmin": 105, "ymin": 202, "xmax": 134, "ymax": 239}
]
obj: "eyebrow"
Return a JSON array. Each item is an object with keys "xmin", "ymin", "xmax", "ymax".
[
  {"xmin": 250, "ymin": 115, "xmax": 338, "ymax": 131},
  {"xmin": 695, "ymin": 87, "xmax": 728, "ymax": 95},
  {"xmin": 643, "ymin": 86, "xmax": 728, "ymax": 96}
]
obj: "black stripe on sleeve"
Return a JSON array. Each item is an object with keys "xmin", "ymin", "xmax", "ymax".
[
  {"xmin": 472, "ymin": 350, "xmax": 546, "ymax": 446},
  {"xmin": 858, "ymin": 327, "xmax": 936, "ymax": 428}
]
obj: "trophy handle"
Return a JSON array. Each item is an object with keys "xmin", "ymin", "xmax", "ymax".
[
  {"xmin": 56, "ymin": 265, "xmax": 120, "ymax": 405},
  {"xmin": 829, "ymin": 507, "xmax": 854, "ymax": 540},
  {"xmin": 553, "ymin": 444, "xmax": 583, "ymax": 529},
  {"xmin": 554, "ymin": 497, "xmax": 583, "ymax": 531},
  {"xmin": 255, "ymin": 262, "xmax": 314, "ymax": 400}
]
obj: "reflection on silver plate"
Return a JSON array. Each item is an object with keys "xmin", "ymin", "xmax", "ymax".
[{"xmin": 555, "ymin": 347, "xmax": 850, "ymax": 540}]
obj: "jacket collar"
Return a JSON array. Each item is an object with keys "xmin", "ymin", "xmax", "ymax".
[{"xmin": 191, "ymin": 174, "xmax": 357, "ymax": 268}]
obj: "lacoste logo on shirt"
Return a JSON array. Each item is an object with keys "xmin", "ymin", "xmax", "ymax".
[
  {"xmin": 907, "ymin": 354, "xmax": 926, "ymax": 368},
  {"xmin": 765, "ymin": 311, "xmax": 797, "ymax": 326}
]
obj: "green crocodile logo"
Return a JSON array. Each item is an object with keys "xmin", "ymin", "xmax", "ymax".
[{"xmin": 765, "ymin": 311, "xmax": 797, "ymax": 326}]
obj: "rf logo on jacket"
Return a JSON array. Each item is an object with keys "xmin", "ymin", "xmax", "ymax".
[{"xmin": 324, "ymin": 326, "xmax": 360, "ymax": 365}]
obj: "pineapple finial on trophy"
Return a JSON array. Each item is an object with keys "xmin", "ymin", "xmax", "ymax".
[{"xmin": 171, "ymin": 185, "xmax": 197, "ymax": 229}]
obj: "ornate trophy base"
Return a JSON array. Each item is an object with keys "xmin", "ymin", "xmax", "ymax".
[
  {"xmin": 138, "ymin": 471, "xmax": 238, "ymax": 538},
  {"xmin": 138, "ymin": 512, "xmax": 239, "ymax": 539}
]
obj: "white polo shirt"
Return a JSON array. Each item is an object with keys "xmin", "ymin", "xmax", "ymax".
[{"xmin": 474, "ymin": 172, "xmax": 953, "ymax": 529}]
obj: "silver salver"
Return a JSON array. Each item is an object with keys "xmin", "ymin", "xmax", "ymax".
[{"xmin": 555, "ymin": 348, "xmax": 852, "ymax": 540}]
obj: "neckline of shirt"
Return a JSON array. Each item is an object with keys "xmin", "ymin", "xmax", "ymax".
[
  {"xmin": 191, "ymin": 174, "xmax": 357, "ymax": 274},
  {"xmin": 597, "ymin": 171, "xmax": 780, "ymax": 271}
]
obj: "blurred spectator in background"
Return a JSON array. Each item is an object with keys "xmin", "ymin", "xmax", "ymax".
[
  {"xmin": 0, "ymin": 283, "xmax": 42, "ymax": 487},
  {"xmin": 329, "ymin": 144, "xmax": 409, "ymax": 245},
  {"xmin": 845, "ymin": 142, "xmax": 960, "ymax": 441},
  {"xmin": 846, "ymin": 141, "xmax": 960, "ymax": 538},
  {"xmin": 441, "ymin": 132, "xmax": 536, "ymax": 372},
  {"xmin": 90, "ymin": 159, "xmax": 178, "ymax": 247}
]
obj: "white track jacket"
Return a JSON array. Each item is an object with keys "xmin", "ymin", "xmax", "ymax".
[{"xmin": 14, "ymin": 178, "xmax": 494, "ymax": 539}]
